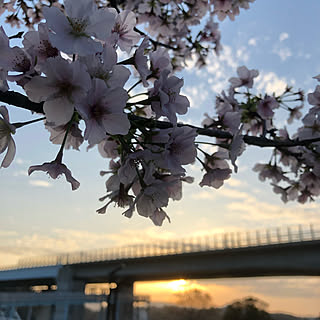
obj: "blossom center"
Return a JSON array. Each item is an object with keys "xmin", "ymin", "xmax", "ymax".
[
  {"xmin": 113, "ymin": 22, "xmax": 129, "ymax": 37},
  {"xmin": 68, "ymin": 17, "xmax": 89, "ymax": 37},
  {"xmin": 91, "ymin": 104, "xmax": 105, "ymax": 120},
  {"xmin": 58, "ymin": 81, "xmax": 75, "ymax": 99},
  {"xmin": 12, "ymin": 55, "xmax": 31, "ymax": 72},
  {"xmin": 0, "ymin": 119, "xmax": 12, "ymax": 136},
  {"xmin": 38, "ymin": 40, "xmax": 59, "ymax": 58}
]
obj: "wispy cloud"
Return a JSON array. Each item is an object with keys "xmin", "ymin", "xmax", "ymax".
[
  {"xmin": 248, "ymin": 37, "xmax": 258, "ymax": 46},
  {"xmin": 185, "ymin": 45, "xmax": 251, "ymax": 96},
  {"xmin": 15, "ymin": 158, "xmax": 28, "ymax": 165},
  {"xmin": 256, "ymin": 71, "xmax": 287, "ymax": 95},
  {"xmin": 29, "ymin": 180, "xmax": 52, "ymax": 188},
  {"xmin": 273, "ymin": 33, "xmax": 291, "ymax": 61},
  {"xmin": 191, "ymin": 190, "xmax": 217, "ymax": 200},
  {"xmin": 183, "ymin": 84, "xmax": 209, "ymax": 109},
  {"xmin": 225, "ymin": 178, "xmax": 247, "ymax": 188},
  {"xmin": 279, "ymin": 32, "xmax": 289, "ymax": 42},
  {"xmin": 273, "ymin": 46, "xmax": 292, "ymax": 61},
  {"xmin": 13, "ymin": 170, "xmax": 28, "ymax": 177}
]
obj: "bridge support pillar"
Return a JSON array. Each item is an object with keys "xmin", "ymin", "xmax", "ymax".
[
  {"xmin": 114, "ymin": 281, "xmax": 134, "ymax": 320},
  {"xmin": 53, "ymin": 267, "xmax": 86, "ymax": 320}
]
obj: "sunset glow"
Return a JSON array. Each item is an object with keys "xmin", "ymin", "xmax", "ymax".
[{"xmin": 166, "ymin": 280, "xmax": 188, "ymax": 292}]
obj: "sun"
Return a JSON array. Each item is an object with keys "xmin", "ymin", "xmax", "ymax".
[{"xmin": 166, "ymin": 279, "xmax": 188, "ymax": 292}]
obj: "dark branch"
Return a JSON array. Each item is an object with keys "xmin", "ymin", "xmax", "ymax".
[
  {"xmin": 1, "ymin": 90, "xmax": 319, "ymax": 149},
  {"xmin": 134, "ymin": 27, "xmax": 177, "ymax": 51},
  {"xmin": 128, "ymin": 115, "xmax": 320, "ymax": 148},
  {"xmin": 0, "ymin": 91, "xmax": 44, "ymax": 114}
]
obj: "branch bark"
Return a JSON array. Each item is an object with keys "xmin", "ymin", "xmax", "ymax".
[{"xmin": 1, "ymin": 90, "xmax": 319, "ymax": 149}]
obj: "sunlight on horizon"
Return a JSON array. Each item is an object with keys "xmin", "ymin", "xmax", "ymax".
[{"xmin": 135, "ymin": 277, "xmax": 320, "ymax": 317}]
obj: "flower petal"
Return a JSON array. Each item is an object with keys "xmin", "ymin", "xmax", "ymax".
[
  {"xmin": 1, "ymin": 136, "xmax": 15, "ymax": 168},
  {"xmin": 44, "ymin": 97, "xmax": 74, "ymax": 126}
]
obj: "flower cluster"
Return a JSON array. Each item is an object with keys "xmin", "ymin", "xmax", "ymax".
[
  {"xmin": 1, "ymin": 0, "xmax": 256, "ymax": 68},
  {"xmin": 0, "ymin": 0, "xmax": 319, "ymax": 226},
  {"xmin": 0, "ymin": 0, "xmax": 198, "ymax": 225}
]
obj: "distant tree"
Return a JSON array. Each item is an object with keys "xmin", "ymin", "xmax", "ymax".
[
  {"xmin": 223, "ymin": 297, "xmax": 271, "ymax": 320},
  {"xmin": 148, "ymin": 305, "xmax": 221, "ymax": 320},
  {"xmin": 174, "ymin": 288, "xmax": 213, "ymax": 309}
]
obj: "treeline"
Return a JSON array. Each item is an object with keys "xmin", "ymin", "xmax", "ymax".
[{"xmin": 149, "ymin": 297, "xmax": 271, "ymax": 320}]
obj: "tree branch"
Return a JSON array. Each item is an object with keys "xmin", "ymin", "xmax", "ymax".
[
  {"xmin": 0, "ymin": 91, "xmax": 44, "ymax": 114},
  {"xmin": 129, "ymin": 114, "xmax": 320, "ymax": 148},
  {"xmin": 1, "ymin": 90, "xmax": 319, "ymax": 149},
  {"xmin": 134, "ymin": 27, "xmax": 177, "ymax": 51}
]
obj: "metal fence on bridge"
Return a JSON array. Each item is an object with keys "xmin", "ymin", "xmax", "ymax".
[{"xmin": 1, "ymin": 224, "xmax": 319, "ymax": 271}]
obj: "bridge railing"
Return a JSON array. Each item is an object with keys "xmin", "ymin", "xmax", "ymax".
[{"xmin": 1, "ymin": 224, "xmax": 319, "ymax": 271}]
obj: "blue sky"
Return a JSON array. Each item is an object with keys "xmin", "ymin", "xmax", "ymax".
[{"xmin": 1, "ymin": 0, "xmax": 320, "ymax": 316}]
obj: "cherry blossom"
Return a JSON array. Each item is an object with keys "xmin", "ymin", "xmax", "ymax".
[
  {"xmin": 45, "ymin": 121, "xmax": 84, "ymax": 150},
  {"xmin": 110, "ymin": 10, "xmax": 141, "ymax": 53},
  {"xmin": 229, "ymin": 65, "xmax": 259, "ymax": 89},
  {"xmin": 158, "ymin": 126, "xmax": 198, "ymax": 174},
  {"xmin": 81, "ymin": 44, "xmax": 130, "ymax": 88},
  {"xmin": 1, "ymin": 0, "xmax": 320, "ymax": 225},
  {"xmin": 76, "ymin": 79, "xmax": 130, "ymax": 146},
  {"xmin": 149, "ymin": 70, "xmax": 190, "ymax": 124},
  {"xmin": 149, "ymin": 208, "xmax": 170, "ymax": 226},
  {"xmin": 24, "ymin": 57, "xmax": 91, "ymax": 126},
  {"xmin": 253, "ymin": 163, "xmax": 286, "ymax": 184},
  {"xmin": 200, "ymin": 167, "xmax": 232, "ymax": 189},
  {"xmin": 134, "ymin": 37, "xmax": 151, "ymax": 87},
  {"xmin": 135, "ymin": 182, "xmax": 169, "ymax": 218},
  {"xmin": 28, "ymin": 150, "xmax": 80, "ymax": 190},
  {"xmin": 43, "ymin": 0, "xmax": 115, "ymax": 55},
  {"xmin": 23, "ymin": 23, "xmax": 59, "ymax": 65},
  {"xmin": 0, "ymin": 27, "xmax": 35, "ymax": 84},
  {"xmin": 149, "ymin": 47, "xmax": 172, "ymax": 78},
  {"xmin": 98, "ymin": 137, "xmax": 119, "ymax": 159},
  {"xmin": 257, "ymin": 95, "xmax": 279, "ymax": 120},
  {"xmin": 0, "ymin": 105, "xmax": 16, "ymax": 168}
]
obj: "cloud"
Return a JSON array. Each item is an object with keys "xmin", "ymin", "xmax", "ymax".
[
  {"xmin": 15, "ymin": 158, "xmax": 28, "ymax": 165},
  {"xmin": 255, "ymin": 71, "xmax": 287, "ymax": 95},
  {"xmin": 191, "ymin": 191, "xmax": 217, "ymax": 200},
  {"xmin": 225, "ymin": 178, "xmax": 247, "ymax": 187},
  {"xmin": 226, "ymin": 197, "xmax": 320, "ymax": 226},
  {"xmin": 248, "ymin": 38, "xmax": 257, "ymax": 46},
  {"xmin": 0, "ymin": 230, "xmax": 18, "ymax": 237},
  {"xmin": 218, "ymin": 188, "xmax": 255, "ymax": 201},
  {"xmin": 273, "ymin": 46, "xmax": 292, "ymax": 61},
  {"xmin": 183, "ymin": 84, "xmax": 209, "ymax": 109},
  {"xmin": 29, "ymin": 180, "xmax": 52, "ymax": 188},
  {"xmin": 185, "ymin": 45, "xmax": 251, "ymax": 96},
  {"xmin": 13, "ymin": 170, "xmax": 28, "ymax": 177},
  {"xmin": 0, "ymin": 226, "xmax": 181, "ymax": 267},
  {"xmin": 236, "ymin": 47, "xmax": 249, "ymax": 62},
  {"xmin": 279, "ymin": 32, "xmax": 289, "ymax": 42}
]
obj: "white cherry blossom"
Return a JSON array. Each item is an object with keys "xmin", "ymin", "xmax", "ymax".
[
  {"xmin": 23, "ymin": 23, "xmax": 58, "ymax": 65},
  {"xmin": 81, "ymin": 44, "xmax": 130, "ymax": 88},
  {"xmin": 149, "ymin": 70, "xmax": 190, "ymax": 124},
  {"xmin": 43, "ymin": 0, "xmax": 115, "ymax": 55},
  {"xmin": 45, "ymin": 121, "xmax": 84, "ymax": 150},
  {"xmin": 28, "ymin": 153, "xmax": 80, "ymax": 191},
  {"xmin": 76, "ymin": 79, "xmax": 130, "ymax": 146},
  {"xmin": 134, "ymin": 37, "xmax": 151, "ymax": 87},
  {"xmin": 0, "ymin": 105, "xmax": 16, "ymax": 168},
  {"xmin": 25, "ymin": 57, "xmax": 91, "ymax": 126},
  {"xmin": 229, "ymin": 65, "xmax": 259, "ymax": 89},
  {"xmin": 110, "ymin": 10, "xmax": 141, "ymax": 53},
  {"xmin": 257, "ymin": 95, "xmax": 279, "ymax": 120}
]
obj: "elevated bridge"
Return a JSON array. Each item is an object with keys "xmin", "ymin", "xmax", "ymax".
[{"xmin": 0, "ymin": 225, "xmax": 319, "ymax": 320}]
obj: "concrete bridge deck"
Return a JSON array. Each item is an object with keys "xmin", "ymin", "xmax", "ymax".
[{"xmin": 0, "ymin": 225, "xmax": 319, "ymax": 320}]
